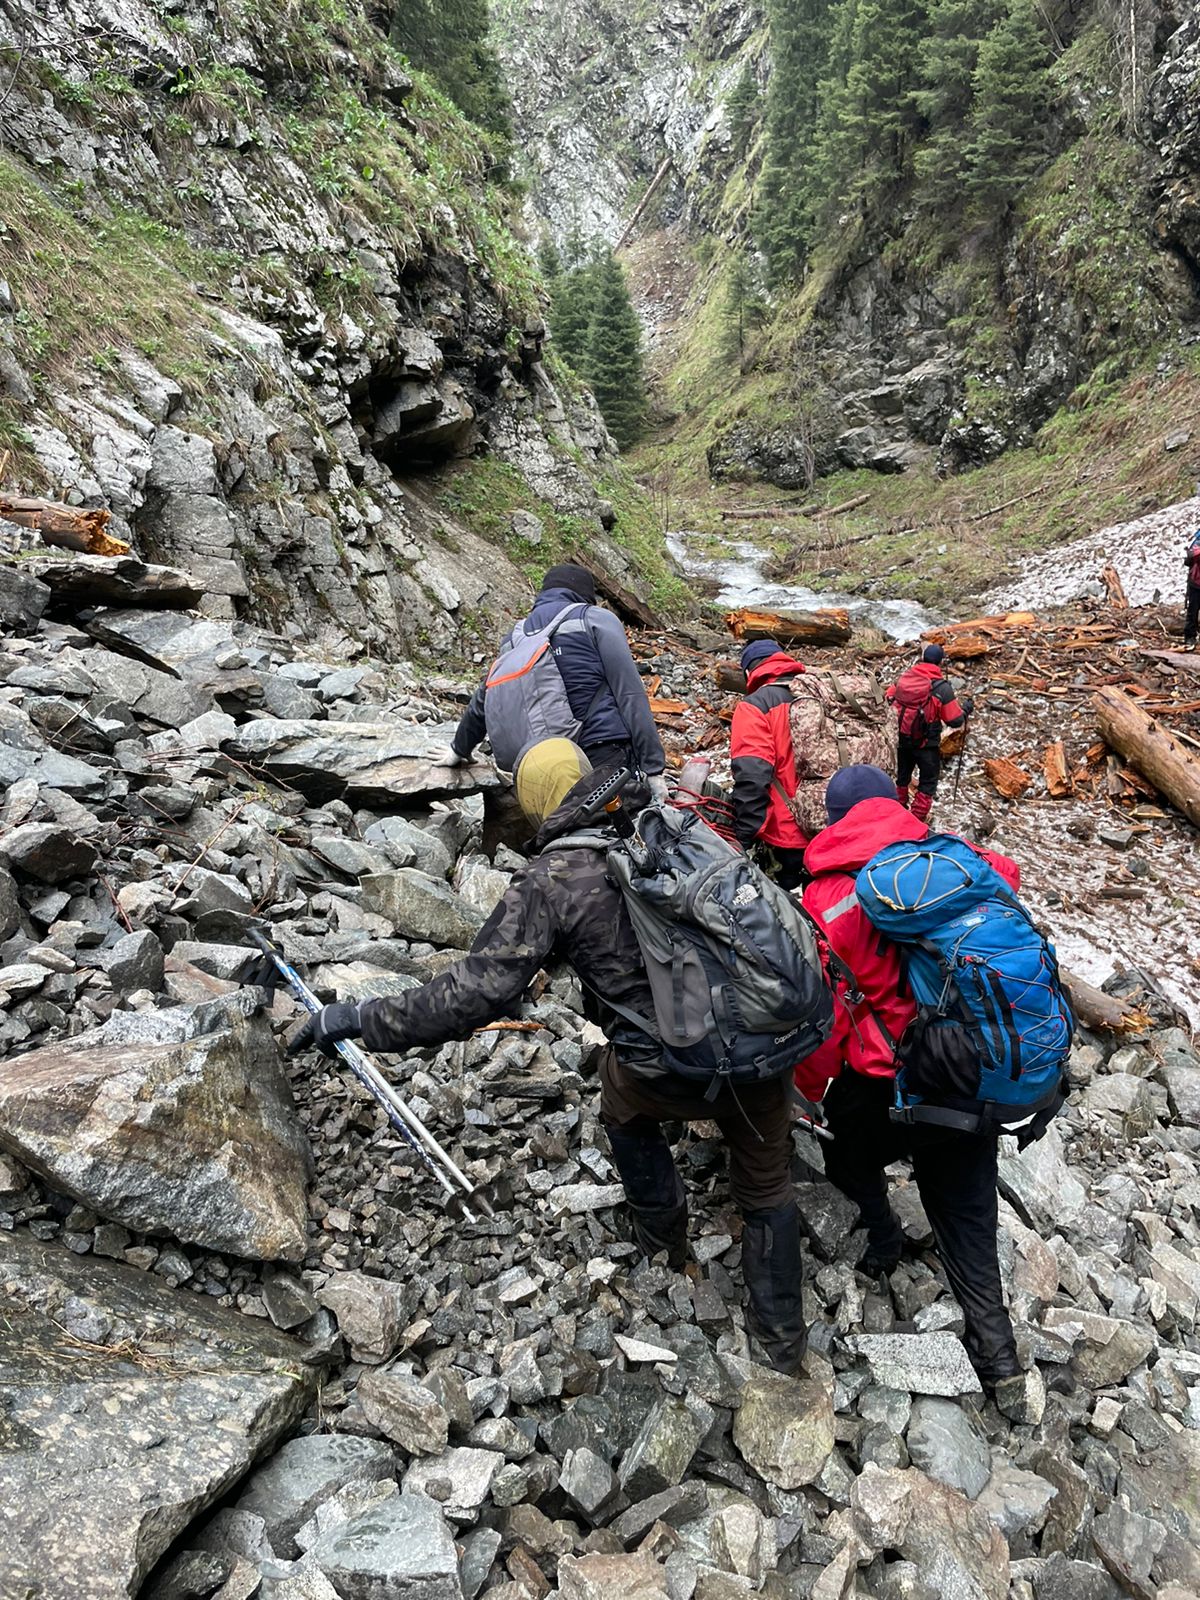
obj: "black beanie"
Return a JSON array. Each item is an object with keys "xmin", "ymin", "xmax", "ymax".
[
  {"xmin": 541, "ymin": 563, "xmax": 597, "ymax": 604},
  {"xmin": 922, "ymin": 643, "xmax": 945, "ymax": 665}
]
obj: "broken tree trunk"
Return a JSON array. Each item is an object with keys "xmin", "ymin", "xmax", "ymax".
[
  {"xmin": 983, "ymin": 756, "xmax": 1031, "ymax": 800},
  {"xmin": 714, "ymin": 663, "xmax": 748, "ymax": 694},
  {"xmin": 725, "ymin": 605, "xmax": 852, "ymax": 648},
  {"xmin": 1093, "ymin": 686, "xmax": 1200, "ymax": 828},
  {"xmin": 569, "ymin": 553, "xmax": 660, "ymax": 630},
  {"xmin": 0, "ymin": 494, "xmax": 130, "ymax": 557},
  {"xmin": 1099, "ymin": 564, "xmax": 1128, "ymax": 607},
  {"xmin": 1061, "ymin": 969, "xmax": 1152, "ymax": 1035}
]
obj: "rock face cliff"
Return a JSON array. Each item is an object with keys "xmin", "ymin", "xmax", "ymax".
[
  {"xmin": 495, "ymin": 0, "xmax": 1200, "ymax": 489},
  {"xmin": 0, "ymin": 0, "xmax": 672, "ymax": 660}
]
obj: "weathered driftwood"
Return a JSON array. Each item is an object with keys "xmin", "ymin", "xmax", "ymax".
[
  {"xmin": 0, "ymin": 494, "xmax": 130, "ymax": 557},
  {"xmin": 1093, "ymin": 685, "xmax": 1200, "ymax": 828},
  {"xmin": 725, "ymin": 605, "xmax": 852, "ymax": 648},
  {"xmin": 1062, "ymin": 969, "xmax": 1152, "ymax": 1035},
  {"xmin": 983, "ymin": 756, "xmax": 1032, "ymax": 800}
]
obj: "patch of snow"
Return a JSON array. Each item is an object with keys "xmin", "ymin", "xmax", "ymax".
[{"xmin": 987, "ymin": 496, "xmax": 1200, "ymax": 612}]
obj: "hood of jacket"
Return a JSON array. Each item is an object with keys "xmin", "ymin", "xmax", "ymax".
[
  {"xmin": 746, "ymin": 651, "xmax": 805, "ymax": 692},
  {"xmin": 804, "ymin": 797, "xmax": 928, "ymax": 876}
]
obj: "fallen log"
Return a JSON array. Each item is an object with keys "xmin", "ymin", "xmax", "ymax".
[
  {"xmin": 1043, "ymin": 740, "xmax": 1072, "ymax": 798},
  {"xmin": 714, "ymin": 663, "xmax": 748, "ymax": 693},
  {"xmin": 1062, "ymin": 969, "xmax": 1152, "ymax": 1035},
  {"xmin": 569, "ymin": 552, "xmax": 660, "ymax": 630},
  {"xmin": 0, "ymin": 494, "xmax": 130, "ymax": 557},
  {"xmin": 923, "ymin": 611, "xmax": 1036, "ymax": 642},
  {"xmin": 1093, "ymin": 685, "xmax": 1200, "ymax": 828},
  {"xmin": 941, "ymin": 633, "xmax": 990, "ymax": 660},
  {"xmin": 718, "ymin": 491, "xmax": 870, "ymax": 523},
  {"xmin": 983, "ymin": 757, "xmax": 1031, "ymax": 800},
  {"xmin": 725, "ymin": 605, "xmax": 852, "ymax": 648},
  {"xmin": 1139, "ymin": 648, "xmax": 1200, "ymax": 679}
]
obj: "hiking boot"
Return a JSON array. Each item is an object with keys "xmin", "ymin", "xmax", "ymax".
[
  {"xmin": 856, "ymin": 1215, "xmax": 908, "ymax": 1278},
  {"xmin": 896, "ymin": 786, "xmax": 910, "ymax": 810},
  {"xmin": 910, "ymin": 791, "xmax": 933, "ymax": 823},
  {"xmin": 742, "ymin": 1202, "xmax": 809, "ymax": 1377},
  {"xmin": 627, "ymin": 1199, "xmax": 689, "ymax": 1271}
]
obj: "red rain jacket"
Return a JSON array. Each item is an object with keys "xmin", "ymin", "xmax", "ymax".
[
  {"xmin": 730, "ymin": 652, "xmax": 809, "ymax": 850},
  {"xmin": 792, "ymin": 797, "xmax": 1020, "ymax": 1100}
]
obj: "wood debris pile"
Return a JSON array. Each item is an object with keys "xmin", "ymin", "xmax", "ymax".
[{"xmin": 633, "ymin": 599, "xmax": 1200, "ymax": 837}]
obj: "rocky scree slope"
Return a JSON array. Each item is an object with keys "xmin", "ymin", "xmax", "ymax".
[
  {"xmin": 3, "ymin": 552, "xmax": 1200, "ymax": 1598},
  {"xmin": 0, "ymin": 0, "xmax": 677, "ymax": 665},
  {"xmin": 496, "ymin": 0, "xmax": 1200, "ymax": 492}
]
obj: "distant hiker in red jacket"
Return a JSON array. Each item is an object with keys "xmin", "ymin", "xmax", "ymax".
[
  {"xmin": 1184, "ymin": 531, "xmax": 1200, "ymax": 648},
  {"xmin": 795, "ymin": 764, "xmax": 1028, "ymax": 1400},
  {"xmin": 886, "ymin": 644, "xmax": 972, "ymax": 822},
  {"xmin": 730, "ymin": 639, "xmax": 809, "ymax": 888}
]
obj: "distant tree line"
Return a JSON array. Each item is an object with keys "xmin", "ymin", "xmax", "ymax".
[
  {"xmin": 541, "ymin": 239, "xmax": 647, "ymax": 451},
  {"xmin": 754, "ymin": 0, "xmax": 1055, "ymax": 283}
]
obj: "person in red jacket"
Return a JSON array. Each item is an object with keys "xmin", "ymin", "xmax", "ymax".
[
  {"xmin": 886, "ymin": 644, "xmax": 972, "ymax": 822},
  {"xmin": 795, "ymin": 763, "xmax": 1027, "ymax": 1401},
  {"xmin": 730, "ymin": 639, "xmax": 810, "ymax": 888}
]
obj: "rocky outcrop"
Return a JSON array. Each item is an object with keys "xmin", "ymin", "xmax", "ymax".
[
  {"xmin": 0, "ymin": 1229, "xmax": 317, "ymax": 1600},
  {"xmin": 0, "ymin": 0, "xmax": 654, "ymax": 664},
  {"xmin": 0, "ymin": 1006, "xmax": 312, "ymax": 1260}
]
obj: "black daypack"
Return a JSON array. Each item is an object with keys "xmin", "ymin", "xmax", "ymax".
[{"xmin": 563, "ymin": 803, "xmax": 834, "ymax": 1096}]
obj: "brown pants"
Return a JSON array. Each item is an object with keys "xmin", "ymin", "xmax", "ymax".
[{"xmin": 598, "ymin": 1049, "xmax": 795, "ymax": 1213}]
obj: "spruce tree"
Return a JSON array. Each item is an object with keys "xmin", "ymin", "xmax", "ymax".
[
  {"xmin": 806, "ymin": 0, "xmax": 928, "ymax": 228},
  {"xmin": 550, "ymin": 254, "xmax": 600, "ymax": 373},
  {"xmin": 582, "ymin": 252, "xmax": 646, "ymax": 451},
  {"xmin": 721, "ymin": 251, "xmax": 766, "ymax": 362},
  {"xmin": 912, "ymin": 0, "xmax": 1002, "ymax": 214},
  {"xmin": 964, "ymin": 0, "xmax": 1052, "ymax": 215},
  {"xmin": 390, "ymin": 0, "xmax": 512, "ymax": 136},
  {"xmin": 756, "ymin": 0, "xmax": 833, "ymax": 283},
  {"xmin": 726, "ymin": 67, "xmax": 760, "ymax": 153}
]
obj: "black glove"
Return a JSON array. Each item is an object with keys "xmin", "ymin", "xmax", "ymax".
[
  {"xmin": 236, "ymin": 949, "xmax": 280, "ymax": 1005},
  {"xmin": 287, "ymin": 1001, "xmax": 363, "ymax": 1059},
  {"xmin": 961, "ymin": 695, "xmax": 975, "ymax": 717}
]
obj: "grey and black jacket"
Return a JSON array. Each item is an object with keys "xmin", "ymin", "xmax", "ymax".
[
  {"xmin": 358, "ymin": 793, "xmax": 662, "ymax": 1072},
  {"xmin": 451, "ymin": 585, "xmax": 665, "ymax": 775}
]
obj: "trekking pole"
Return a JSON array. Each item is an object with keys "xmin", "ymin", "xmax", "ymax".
[
  {"xmin": 247, "ymin": 929, "xmax": 494, "ymax": 1221},
  {"xmin": 951, "ymin": 716, "xmax": 970, "ymax": 804}
]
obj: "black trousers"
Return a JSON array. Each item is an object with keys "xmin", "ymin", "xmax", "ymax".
[
  {"xmin": 1185, "ymin": 583, "xmax": 1200, "ymax": 642},
  {"xmin": 896, "ymin": 735, "xmax": 941, "ymax": 797},
  {"xmin": 821, "ymin": 1070, "xmax": 1018, "ymax": 1382}
]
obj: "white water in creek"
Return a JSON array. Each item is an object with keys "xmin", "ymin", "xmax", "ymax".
[{"xmin": 667, "ymin": 529, "xmax": 938, "ymax": 642}]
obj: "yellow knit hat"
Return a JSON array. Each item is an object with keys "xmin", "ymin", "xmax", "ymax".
[{"xmin": 515, "ymin": 739, "xmax": 593, "ymax": 827}]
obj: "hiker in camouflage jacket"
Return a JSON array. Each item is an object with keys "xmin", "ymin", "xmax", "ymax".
[{"xmin": 290, "ymin": 739, "xmax": 809, "ymax": 1375}]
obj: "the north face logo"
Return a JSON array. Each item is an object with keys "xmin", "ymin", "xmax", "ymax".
[{"xmin": 733, "ymin": 883, "xmax": 759, "ymax": 908}]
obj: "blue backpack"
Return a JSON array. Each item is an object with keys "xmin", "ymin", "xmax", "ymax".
[{"xmin": 854, "ymin": 835, "xmax": 1072, "ymax": 1135}]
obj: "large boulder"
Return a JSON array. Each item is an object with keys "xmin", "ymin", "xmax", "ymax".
[
  {"xmin": 0, "ymin": 1009, "xmax": 312, "ymax": 1260},
  {"xmin": 0, "ymin": 1230, "xmax": 317, "ymax": 1600},
  {"xmin": 222, "ymin": 719, "xmax": 499, "ymax": 807}
]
